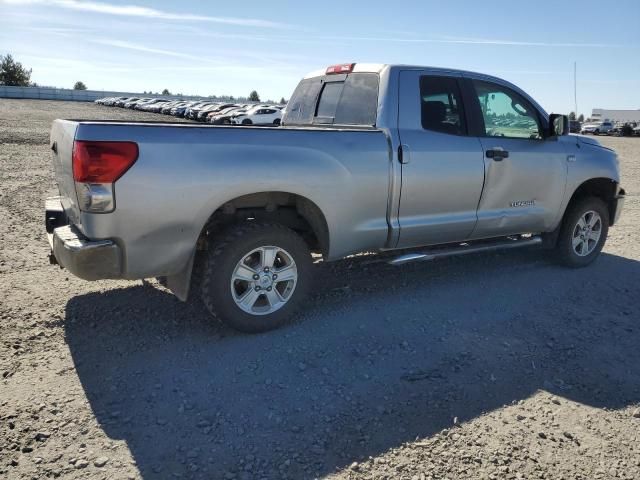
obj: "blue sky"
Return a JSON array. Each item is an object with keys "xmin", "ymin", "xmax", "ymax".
[{"xmin": 1, "ymin": 0, "xmax": 639, "ymax": 114}]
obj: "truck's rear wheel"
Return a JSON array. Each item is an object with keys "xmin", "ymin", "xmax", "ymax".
[
  {"xmin": 555, "ymin": 197, "xmax": 609, "ymax": 267},
  {"xmin": 201, "ymin": 223, "xmax": 312, "ymax": 333}
]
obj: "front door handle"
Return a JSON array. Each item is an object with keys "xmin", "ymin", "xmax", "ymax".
[{"xmin": 486, "ymin": 148, "xmax": 509, "ymax": 161}]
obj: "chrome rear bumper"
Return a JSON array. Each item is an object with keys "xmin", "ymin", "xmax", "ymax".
[{"xmin": 46, "ymin": 196, "xmax": 122, "ymax": 280}]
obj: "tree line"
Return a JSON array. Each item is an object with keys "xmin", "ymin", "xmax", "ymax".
[
  {"xmin": 1, "ymin": 53, "xmax": 287, "ymax": 103},
  {"xmin": 569, "ymin": 112, "xmax": 586, "ymax": 123}
]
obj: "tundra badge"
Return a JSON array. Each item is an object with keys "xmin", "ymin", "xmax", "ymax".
[{"xmin": 510, "ymin": 200, "xmax": 536, "ymax": 207}]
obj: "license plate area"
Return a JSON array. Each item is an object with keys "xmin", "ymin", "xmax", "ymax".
[{"xmin": 45, "ymin": 196, "xmax": 69, "ymax": 234}]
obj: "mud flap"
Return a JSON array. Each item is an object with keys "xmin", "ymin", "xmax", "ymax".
[{"xmin": 162, "ymin": 251, "xmax": 195, "ymax": 302}]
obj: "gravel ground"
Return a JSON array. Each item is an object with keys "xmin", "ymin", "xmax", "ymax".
[{"xmin": 1, "ymin": 98, "xmax": 639, "ymax": 480}]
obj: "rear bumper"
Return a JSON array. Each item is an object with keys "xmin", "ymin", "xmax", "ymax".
[{"xmin": 46, "ymin": 196, "xmax": 122, "ymax": 280}]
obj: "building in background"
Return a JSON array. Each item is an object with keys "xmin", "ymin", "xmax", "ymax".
[{"xmin": 591, "ymin": 109, "xmax": 640, "ymax": 123}]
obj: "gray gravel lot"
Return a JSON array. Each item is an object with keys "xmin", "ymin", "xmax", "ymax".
[{"xmin": 1, "ymin": 98, "xmax": 639, "ymax": 480}]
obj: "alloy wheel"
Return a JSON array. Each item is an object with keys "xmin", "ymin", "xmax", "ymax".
[
  {"xmin": 571, "ymin": 210, "xmax": 602, "ymax": 256},
  {"xmin": 230, "ymin": 246, "xmax": 298, "ymax": 315}
]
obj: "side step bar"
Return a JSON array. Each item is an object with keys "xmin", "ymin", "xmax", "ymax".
[{"xmin": 388, "ymin": 236, "xmax": 542, "ymax": 266}]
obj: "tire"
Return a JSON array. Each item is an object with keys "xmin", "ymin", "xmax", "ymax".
[
  {"xmin": 273, "ymin": 118, "xmax": 281, "ymax": 126},
  {"xmin": 555, "ymin": 197, "xmax": 609, "ymax": 268},
  {"xmin": 201, "ymin": 222, "xmax": 313, "ymax": 333},
  {"xmin": 242, "ymin": 119, "xmax": 252, "ymax": 125},
  {"xmin": 594, "ymin": 129, "xmax": 600, "ymax": 135}
]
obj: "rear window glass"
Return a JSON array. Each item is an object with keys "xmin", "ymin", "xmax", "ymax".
[
  {"xmin": 316, "ymin": 82, "xmax": 343, "ymax": 119},
  {"xmin": 283, "ymin": 78, "xmax": 322, "ymax": 125},
  {"xmin": 333, "ymin": 73, "xmax": 378, "ymax": 126},
  {"xmin": 284, "ymin": 73, "xmax": 379, "ymax": 127}
]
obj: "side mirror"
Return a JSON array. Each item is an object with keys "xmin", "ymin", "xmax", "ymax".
[{"xmin": 549, "ymin": 114, "xmax": 569, "ymax": 137}]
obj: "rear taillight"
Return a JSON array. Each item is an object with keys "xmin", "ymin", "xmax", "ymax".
[
  {"xmin": 326, "ymin": 63, "xmax": 355, "ymax": 74},
  {"xmin": 73, "ymin": 141, "xmax": 138, "ymax": 183},
  {"xmin": 72, "ymin": 141, "xmax": 138, "ymax": 213}
]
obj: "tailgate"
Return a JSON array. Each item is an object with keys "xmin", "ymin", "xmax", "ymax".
[{"xmin": 50, "ymin": 119, "xmax": 81, "ymax": 227}]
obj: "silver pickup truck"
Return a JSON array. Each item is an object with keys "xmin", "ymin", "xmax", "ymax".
[{"xmin": 46, "ymin": 63, "xmax": 625, "ymax": 332}]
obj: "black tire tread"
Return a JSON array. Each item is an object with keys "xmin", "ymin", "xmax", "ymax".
[
  {"xmin": 200, "ymin": 222, "xmax": 311, "ymax": 333},
  {"xmin": 555, "ymin": 196, "xmax": 609, "ymax": 268}
]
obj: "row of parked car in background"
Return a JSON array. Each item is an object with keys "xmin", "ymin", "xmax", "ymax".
[
  {"xmin": 96, "ymin": 96, "xmax": 640, "ymax": 136},
  {"xmin": 571, "ymin": 120, "xmax": 640, "ymax": 136},
  {"xmin": 94, "ymin": 96, "xmax": 285, "ymax": 125}
]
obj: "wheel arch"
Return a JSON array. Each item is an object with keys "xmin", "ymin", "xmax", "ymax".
[
  {"xmin": 544, "ymin": 177, "xmax": 620, "ymax": 249},
  {"xmin": 163, "ymin": 191, "xmax": 330, "ymax": 302},
  {"xmin": 565, "ymin": 177, "xmax": 620, "ymax": 226},
  {"xmin": 195, "ymin": 191, "xmax": 330, "ymax": 256}
]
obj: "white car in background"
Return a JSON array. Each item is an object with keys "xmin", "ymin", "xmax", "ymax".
[
  {"xmin": 231, "ymin": 105, "xmax": 282, "ymax": 125},
  {"xmin": 581, "ymin": 121, "xmax": 613, "ymax": 135}
]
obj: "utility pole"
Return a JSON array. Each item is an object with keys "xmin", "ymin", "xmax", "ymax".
[{"xmin": 574, "ymin": 61, "xmax": 578, "ymax": 118}]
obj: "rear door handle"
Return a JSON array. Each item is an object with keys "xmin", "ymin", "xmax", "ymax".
[
  {"xmin": 486, "ymin": 148, "xmax": 509, "ymax": 160},
  {"xmin": 399, "ymin": 144, "xmax": 410, "ymax": 164}
]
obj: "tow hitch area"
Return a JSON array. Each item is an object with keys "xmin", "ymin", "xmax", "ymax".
[
  {"xmin": 45, "ymin": 196, "xmax": 68, "ymax": 234},
  {"xmin": 45, "ymin": 196, "xmax": 68, "ymax": 265}
]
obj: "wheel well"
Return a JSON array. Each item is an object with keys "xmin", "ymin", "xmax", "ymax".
[
  {"xmin": 196, "ymin": 192, "xmax": 329, "ymax": 257},
  {"xmin": 566, "ymin": 178, "xmax": 618, "ymax": 225}
]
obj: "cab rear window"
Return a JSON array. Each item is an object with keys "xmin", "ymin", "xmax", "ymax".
[
  {"xmin": 315, "ymin": 82, "xmax": 343, "ymax": 120},
  {"xmin": 284, "ymin": 73, "xmax": 379, "ymax": 127}
]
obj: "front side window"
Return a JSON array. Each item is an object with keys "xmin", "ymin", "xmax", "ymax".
[
  {"xmin": 472, "ymin": 80, "xmax": 542, "ymax": 139},
  {"xmin": 419, "ymin": 76, "xmax": 466, "ymax": 135}
]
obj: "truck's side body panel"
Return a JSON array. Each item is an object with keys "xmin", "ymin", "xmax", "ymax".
[
  {"xmin": 47, "ymin": 64, "xmax": 623, "ymax": 288},
  {"xmin": 458, "ymin": 73, "xmax": 570, "ymax": 239},
  {"xmin": 558, "ymin": 137, "xmax": 621, "ymax": 226},
  {"xmin": 68, "ymin": 123, "xmax": 391, "ymax": 278},
  {"xmin": 395, "ymin": 69, "xmax": 485, "ymax": 247},
  {"xmin": 470, "ymin": 137, "xmax": 569, "ymax": 238}
]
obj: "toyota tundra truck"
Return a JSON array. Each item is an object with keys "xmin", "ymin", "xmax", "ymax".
[{"xmin": 46, "ymin": 63, "xmax": 625, "ymax": 332}]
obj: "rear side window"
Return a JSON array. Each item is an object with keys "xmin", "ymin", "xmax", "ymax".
[
  {"xmin": 284, "ymin": 73, "xmax": 379, "ymax": 127},
  {"xmin": 419, "ymin": 76, "xmax": 466, "ymax": 135}
]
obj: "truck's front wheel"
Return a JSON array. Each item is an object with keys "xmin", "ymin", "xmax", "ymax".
[
  {"xmin": 201, "ymin": 223, "xmax": 313, "ymax": 333},
  {"xmin": 555, "ymin": 197, "xmax": 609, "ymax": 268}
]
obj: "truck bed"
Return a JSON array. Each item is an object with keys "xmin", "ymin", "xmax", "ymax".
[{"xmin": 50, "ymin": 119, "xmax": 393, "ymax": 279}]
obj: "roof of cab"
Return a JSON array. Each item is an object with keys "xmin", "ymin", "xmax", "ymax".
[
  {"xmin": 304, "ymin": 63, "xmax": 507, "ymax": 81},
  {"xmin": 303, "ymin": 63, "xmax": 386, "ymax": 79},
  {"xmin": 301, "ymin": 63, "xmax": 549, "ymax": 119}
]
